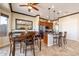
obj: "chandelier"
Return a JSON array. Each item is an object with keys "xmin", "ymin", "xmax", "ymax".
[
  {"xmin": 48, "ymin": 7, "xmax": 61, "ymax": 21},
  {"xmin": 48, "ymin": 5, "xmax": 61, "ymax": 33}
]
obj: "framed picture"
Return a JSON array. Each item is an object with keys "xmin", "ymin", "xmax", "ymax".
[{"xmin": 15, "ymin": 19, "xmax": 33, "ymax": 30}]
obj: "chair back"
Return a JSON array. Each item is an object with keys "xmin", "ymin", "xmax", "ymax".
[
  {"xmin": 19, "ymin": 32, "xmax": 26, "ymax": 40},
  {"xmin": 58, "ymin": 32, "xmax": 63, "ymax": 47},
  {"xmin": 59, "ymin": 32, "xmax": 63, "ymax": 39},
  {"xmin": 63, "ymin": 32, "xmax": 67, "ymax": 38},
  {"xmin": 24, "ymin": 31, "xmax": 36, "ymax": 46},
  {"xmin": 63, "ymin": 32, "xmax": 67, "ymax": 44},
  {"xmin": 8, "ymin": 32, "xmax": 13, "ymax": 43},
  {"xmin": 26, "ymin": 31, "xmax": 36, "ymax": 40}
]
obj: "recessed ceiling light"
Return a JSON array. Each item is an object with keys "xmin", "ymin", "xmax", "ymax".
[
  {"xmin": 64, "ymin": 11, "xmax": 69, "ymax": 13},
  {"xmin": 57, "ymin": 11, "xmax": 62, "ymax": 14},
  {"xmin": 47, "ymin": 16, "xmax": 48, "ymax": 18},
  {"xmin": 51, "ymin": 5, "xmax": 54, "ymax": 9},
  {"xmin": 58, "ymin": 11, "xmax": 62, "ymax": 13}
]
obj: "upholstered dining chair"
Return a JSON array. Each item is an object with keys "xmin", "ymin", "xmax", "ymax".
[
  {"xmin": 8, "ymin": 32, "xmax": 25, "ymax": 56},
  {"xmin": 34, "ymin": 33, "xmax": 41, "ymax": 51},
  {"xmin": 24, "ymin": 31, "xmax": 36, "ymax": 56},
  {"xmin": 8, "ymin": 32, "xmax": 13, "ymax": 56},
  {"xmin": 18, "ymin": 32, "xmax": 26, "ymax": 53}
]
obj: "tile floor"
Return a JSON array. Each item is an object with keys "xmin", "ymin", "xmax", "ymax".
[{"xmin": 0, "ymin": 40, "xmax": 79, "ymax": 56}]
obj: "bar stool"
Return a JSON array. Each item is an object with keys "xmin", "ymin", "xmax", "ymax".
[
  {"xmin": 53, "ymin": 33, "xmax": 59, "ymax": 45},
  {"xmin": 63, "ymin": 32, "xmax": 67, "ymax": 45},
  {"xmin": 58, "ymin": 32, "xmax": 63, "ymax": 47}
]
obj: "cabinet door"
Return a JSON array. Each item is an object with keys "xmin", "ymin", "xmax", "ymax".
[
  {"xmin": 43, "ymin": 33, "xmax": 48, "ymax": 45},
  {"xmin": 48, "ymin": 34, "xmax": 53, "ymax": 46}
]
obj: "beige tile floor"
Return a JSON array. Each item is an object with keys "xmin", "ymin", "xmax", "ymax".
[{"xmin": 0, "ymin": 40, "xmax": 79, "ymax": 56}]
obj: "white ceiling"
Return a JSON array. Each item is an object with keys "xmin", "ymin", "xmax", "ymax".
[
  {"xmin": 0, "ymin": 3, "xmax": 10, "ymax": 12},
  {"xmin": 1, "ymin": 3, "xmax": 79, "ymax": 20}
]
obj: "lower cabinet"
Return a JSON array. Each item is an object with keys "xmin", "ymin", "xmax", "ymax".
[{"xmin": 43, "ymin": 32, "xmax": 53, "ymax": 46}]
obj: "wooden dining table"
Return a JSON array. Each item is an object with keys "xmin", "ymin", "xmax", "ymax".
[{"xmin": 11, "ymin": 31, "xmax": 41, "ymax": 56}]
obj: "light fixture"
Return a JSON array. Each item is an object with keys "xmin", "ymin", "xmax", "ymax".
[
  {"xmin": 28, "ymin": 6, "xmax": 32, "ymax": 12},
  {"xmin": 28, "ymin": 6, "xmax": 32, "ymax": 9},
  {"xmin": 48, "ymin": 20, "xmax": 51, "ymax": 22},
  {"xmin": 51, "ymin": 5, "xmax": 54, "ymax": 9},
  {"xmin": 47, "ymin": 16, "xmax": 48, "ymax": 18},
  {"xmin": 48, "ymin": 5, "xmax": 62, "ymax": 33}
]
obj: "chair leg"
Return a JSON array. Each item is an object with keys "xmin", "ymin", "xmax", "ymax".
[
  {"xmin": 9, "ymin": 44, "xmax": 12, "ymax": 56},
  {"xmin": 32, "ymin": 45, "xmax": 35, "ymax": 56},
  {"xmin": 23, "ymin": 43, "xmax": 25, "ymax": 53},
  {"xmin": 64, "ymin": 39, "xmax": 67, "ymax": 45},
  {"xmin": 20, "ymin": 42, "xmax": 22, "ymax": 53},
  {"xmin": 58, "ymin": 39, "xmax": 61, "ymax": 47},
  {"xmin": 53, "ymin": 38, "xmax": 57, "ymax": 45},
  {"xmin": 25, "ymin": 45, "xmax": 27, "ymax": 56},
  {"xmin": 40, "ymin": 38, "xmax": 41, "ymax": 51}
]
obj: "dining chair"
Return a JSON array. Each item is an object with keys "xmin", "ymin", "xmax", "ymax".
[
  {"xmin": 8, "ymin": 32, "xmax": 13, "ymax": 56},
  {"xmin": 18, "ymin": 32, "xmax": 26, "ymax": 53},
  {"xmin": 24, "ymin": 31, "xmax": 36, "ymax": 56},
  {"xmin": 9, "ymin": 31, "xmax": 25, "ymax": 56},
  {"xmin": 35, "ymin": 33, "xmax": 41, "ymax": 51},
  {"xmin": 58, "ymin": 32, "xmax": 63, "ymax": 47}
]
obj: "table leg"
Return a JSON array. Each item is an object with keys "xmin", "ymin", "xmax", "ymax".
[
  {"xmin": 12, "ymin": 41, "xmax": 15, "ymax": 56},
  {"xmin": 39, "ymin": 37, "xmax": 41, "ymax": 51}
]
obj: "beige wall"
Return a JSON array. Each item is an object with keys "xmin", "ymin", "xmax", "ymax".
[
  {"xmin": 12, "ymin": 12, "xmax": 39, "ymax": 31},
  {"xmin": 59, "ymin": 14, "xmax": 79, "ymax": 41},
  {"xmin": 0, "ymin": 8, "xmax": 11, "ymax": 47},
  {"xmin": 33, "ymin": 15, "xmax": 40, "ymax": 32}
]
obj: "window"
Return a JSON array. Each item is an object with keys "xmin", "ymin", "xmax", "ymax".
[{"xmin": 0, "ymin": 14, "xmax": 8, "ymax": 37}]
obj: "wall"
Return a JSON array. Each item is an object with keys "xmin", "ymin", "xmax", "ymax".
[
  {"xmin": 0, "ymin": 8, "xmax": 11, "ymax": 47},
  {"xmin": 12, "ymin": 12, "xmax": 39, "ymax": 32},
  {"xmin": 59, "ymin": 14, "xmax": 78, "ymax": 41},
  {"xmin": 33, "ymin": 16, "xmax": 40, "ymax": 32}
]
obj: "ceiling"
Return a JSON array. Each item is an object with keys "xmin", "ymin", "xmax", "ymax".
[
  {"xmin": 1, "ymin": 3, "xmax": 79, "ymax": 20},
  {"xmin": 0, "ymin": 3, "xmax": 10, "ymax": 12}
]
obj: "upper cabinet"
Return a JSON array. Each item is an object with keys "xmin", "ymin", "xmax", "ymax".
[{"xmin": 39, "ymin": 21, "xmax": 53, "ymax": 29}]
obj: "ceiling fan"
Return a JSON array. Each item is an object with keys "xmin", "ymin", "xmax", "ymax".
[{"xmin": 20, "ymin": 3, "xmax": 39, "ymax": 12}]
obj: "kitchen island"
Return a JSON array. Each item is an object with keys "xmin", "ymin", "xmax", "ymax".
[{"xmin": 43, "ymin": 32, "xmax": 54, "ymax": 46}]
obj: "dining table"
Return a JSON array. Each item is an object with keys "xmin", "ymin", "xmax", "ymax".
[{"xmin": 11, "ymin": 31, "xmax": 41, "ymax": 56}]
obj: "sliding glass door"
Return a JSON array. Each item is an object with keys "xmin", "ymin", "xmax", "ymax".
[
  {"xmin": 0, "ymin": 14, "xmax": 8, "ymax": 37},
  {"xmin": 0, "ymin": 14, "xmax": 8, "ymax": 47}
]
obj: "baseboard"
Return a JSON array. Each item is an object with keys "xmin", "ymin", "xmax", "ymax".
[
  {"xmin": 68, "ymin": 39, "xmax": 79, "ymax": 42},
  {"xmin": 0, "ymin": 43, "xmax": 10, "ymax": 48}
]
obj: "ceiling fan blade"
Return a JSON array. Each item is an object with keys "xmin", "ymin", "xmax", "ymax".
[
  {"xmin": 20, "ymin": 5, "xmax": 28, "ymax": 6},
  {"xmin": 31, "ymin": 6, "xmax": 39, "ymax": 11},
  {"xmin": 32, "ymin": 3, "xmax": 39, "ymax": 5}
]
